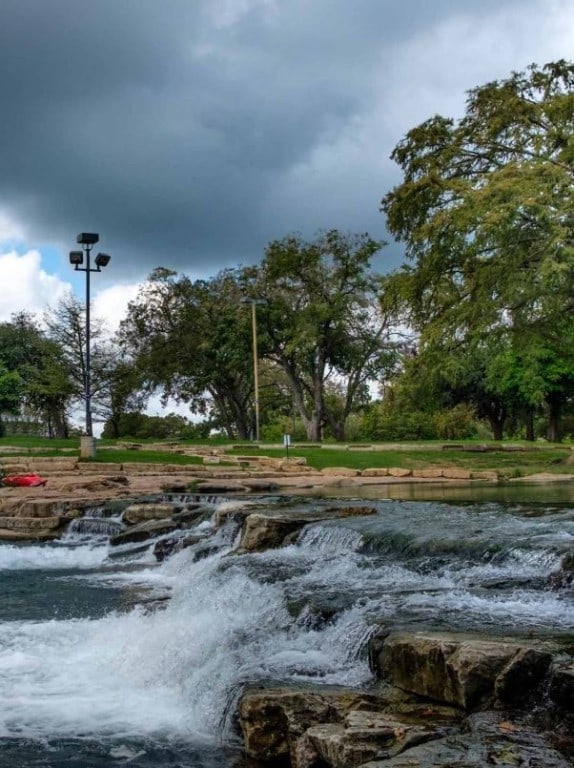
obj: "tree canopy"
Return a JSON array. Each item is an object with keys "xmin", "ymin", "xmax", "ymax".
[{"xmin": 382, "ymin": 60, "xmax": 574, "ymax": 440}]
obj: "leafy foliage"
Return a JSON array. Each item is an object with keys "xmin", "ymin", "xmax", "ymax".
[
  {"xmin": 245, "ymin": 230, "xmax": 397, "ymax": 440},
  {"xmin": 382, "ymin": 60, "xmax": 574, "ymax": 440}
]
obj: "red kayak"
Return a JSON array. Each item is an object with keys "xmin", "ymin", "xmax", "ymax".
[{"xmin": 1, "ymin": 474, "xmax": 48, "ymax": 487}]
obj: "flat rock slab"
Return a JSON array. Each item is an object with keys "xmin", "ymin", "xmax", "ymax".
[
  {"xmin": 110, "ymin": 518, "xmax": 178, "ymax": 545},
  {"xmin": 361, "ymin": 713, "xmax": 572, "ymax": 768},
  {"xmin": 236, "ymin": 505, "xmax": 377, "ymax": 552},
  {"xmin": 195, "ymin": 481, "xmax": 249, "ymax": 493},
  {"xmin": 370, "ymin": 631, "xmax": 554, "ymax": 711}
]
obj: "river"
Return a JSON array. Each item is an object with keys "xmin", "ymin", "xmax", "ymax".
[{"xmin": 0, "ymin": 487, "xmax": 573, "ymax": 767}]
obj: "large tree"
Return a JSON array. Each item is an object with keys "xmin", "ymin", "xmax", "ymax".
[
  {"xmin": 119, "ymin": 268, "xmax": 256, "ymax": 439},
  {"xmin": 246, "ymin": 230, "xmax": 396, "ymax": 441},
  {"xmin": 0, "ymin": 312, "xmax": 73, "ymax": 436},
  {"xmin": 44, "ymin": 294, "xmax": 114, "ymax": 436},
  {"xmin": 382, "ymin": 60, "xmax": 574, "ymax": 440}
]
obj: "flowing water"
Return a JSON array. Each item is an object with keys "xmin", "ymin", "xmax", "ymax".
[{"xmin": 0, "ymin": 492, "xmax": 573, "ymax": 767}]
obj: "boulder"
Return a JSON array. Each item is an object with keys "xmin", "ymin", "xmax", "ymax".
[
  {"xmin": 361, "ymin": 468, "xmax": 389, "ymax": 477},
  {"xmin": 78, "ymin": 462, "xmax": 121, "ymax": 473},
  {"xmin": 360, "ymin": 712, "xmax": 572, "ymax": 768},
  {"xmin": 297, "ymin": 711, "xmax": 441, "ymax": 768},
  {"xmin": 239, "ymin": 686, "xmax": 460, "ymax": 768},
  {"xmin": 240, "ymin": 688, "xmax": 392, "ymax": 765},
  {"xmin": 470, "ymin": 470, "xmax": 499, "ymax": 481},
  {"xmin": 153, "ymin": 534, "xmax": 203, "ymax": 561},
  {"xmin": 171, "ymin": 506, "xmax": 210, "ymax": 525},
  {"xmin": 320, "ymin": 468, "xmax": 361, "ymax": 477},
  {"xmin": 110, "ymin": 518, "xmax": 179, "ymax": 545},
  {"xmin": 370, "ymin": 632, "xmax": 552, "ymax": 711},
  {"xmin": 387, "ymin": 468, "xmax": 411, "ymax": 477},
  {"xmin": 236, "ymin": 506, "xmax": 376, "ymax": 553},
  {"xmin": 0, "ymin": 515, "xmax": 67, "ymax": 531},
  {"xmin": 412, "ymin": 468, "xmax": 443, "ymax": 478},
  {"xmin": 243, "ymin": 479, "xmax": 281, "ymax": 491},
  {"xmin": 122, "ymin": 502, "xmax": 178, "ymax": 525},
  {"xmin": 548, "ymin": 665, "xmax": 574, "ymax": 711},
  {"xmin": 550, "ymin": 553, "xmax": 574, "ymax": 588},
  {"xmin": 196, "ymin": 481, "xmax": 249, "ymax": 493},
  {"xmin": 214, "ymin": 500, "xmax": 260, "ymax": 528},
  {"xmin": 10, "ymin": 499, "xmax": 69, "ymax": 518},
  {"xmin": 443, "ymin": 467, "xmax": 472, "ymax": 480},
  {"xmin": 237, "ymin": 513, "xmax": 306, "ymax": 552}
]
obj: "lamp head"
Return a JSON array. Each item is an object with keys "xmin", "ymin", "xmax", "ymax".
[
  {"xmin": 77, "ymin": 232, "xmax": 99, "ymax": 245},
  {"xmin": 69, "ymin": 251, "xmax": 83, "ymax": 266},
  {"xmin": 95, "ymin": 253, "xmax": 111, "ymax": 268}
]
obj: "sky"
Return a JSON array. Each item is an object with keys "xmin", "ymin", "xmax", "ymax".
[{"xmin": 0, "ymin": 0, "xmax": 573, "ymax": 332}]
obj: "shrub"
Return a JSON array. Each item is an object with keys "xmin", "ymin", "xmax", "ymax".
[{"xmin": 432, "ymin": 404, "xmax": 479, "ymax": 440}]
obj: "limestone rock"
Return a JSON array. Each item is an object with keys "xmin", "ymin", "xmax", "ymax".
[
  {"xmin": 412, "ymin": 468, "xmax": 443, "ymax": 478},
  {"xmin": 361, "ymin": 468, "xmax": 389, "ymax": 477},
  {"xmin": 237, "ymin": 513, "xmax": 305, "ymax": 552},
  {"xmin": 236, "ymin": 506, "xmax": 376, "ymax": 553},
  {"xmin": 0, "ymin": 515, "xmax": 66, "ymax": 531},
  {"xmin": 370, "ymin": 632, "xmax": 552, "ymax": 711},
  {"xmin": 387, "ymin": 468, "xmax": 411, "ymax": 477},
  {"xmin": 110, "ymin": 518, "xmax": 178, "ymax": 545},
  {"xmin": 195, "ymin": 480, "xmax": 248, "ymax": 493},
  {"xmin": 548, "ymin": 664, "xmax": 574, "ymax": 711},
  {"xmin": 78, "ymin": 462, "xmax": 121, "ymax": 473},
  {"xmin": 240, "ymin": 689, "xmax": 338, "ymax": 763},
  {"xmin": 243, "ymin": 479, "xmax": 280, "ymax": 491},
  {"xmin": 442, "ymin": 467, "xmax": 472, "ymax": 480},
  {"xmin": 320, "ymin": 468, "xmax": 361, "ymax": 477},
  {"xmin": 122, "ymin": 502, "xmax": 177, "ymax": 525},
  {"xmin": 359, "ymin": 713, "xmax": 572, "ymax": 767},
  {"xmin": 470, "ymin": 470, "xmax": 499, "ymax": 481},
  {"xmin": 171, "ymin": 506, "xmax": 210, "ymax": 525},
  {"xmin": 214, "ymin": 500, "xmax": 260, "ymax": 528},
  {"xmin": 239, "ymin": 688, "xmax": 393, "ymax": 765},
  {"xmin": 300, "ymin": 711, "xmax": 441, "ymax": 768},
  {"xmin": 12, "ymin": 499, "xmax": 69, "ymax": 518}
]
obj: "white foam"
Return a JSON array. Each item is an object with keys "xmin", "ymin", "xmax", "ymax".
[{"xmin": 0, "ymin": 542, "xmax": 108, "ymax": 571}]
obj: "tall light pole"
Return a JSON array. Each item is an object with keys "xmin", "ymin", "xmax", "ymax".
[
  {"xmin": 69, "ymin": 233, "xmax": 111, "ymax": 457},
  {"xmin": 241, "ymin": 298, "xmax": 266, "ymax": 442}
]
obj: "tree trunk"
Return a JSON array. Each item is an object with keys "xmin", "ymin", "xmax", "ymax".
[
  {"xmin": 303, "ymin": 412, "xmax": 322, "ymax": 442},
  {"xmin": 487, "ymin": 412, "xmax": 505, "ymax": 441},
  {"xmin": 546, "ymin": 393, "xmax": 562, "ymax": 443},
  {"xmin": 523, "ymin": 408, "xmax": 535, "ymax": 442}
]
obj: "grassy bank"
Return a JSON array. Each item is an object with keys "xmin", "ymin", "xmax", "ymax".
[{"xmin": 0, "ymin": 436, "xmax": 572, "ymax": 479}]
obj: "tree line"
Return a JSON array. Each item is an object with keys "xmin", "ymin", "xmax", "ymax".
[{"xmin": 1, "ymin": 60, "xmax": 573, "ymax": 442}]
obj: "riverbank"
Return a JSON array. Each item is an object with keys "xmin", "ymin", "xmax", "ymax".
[
  {"xmin": 2, "ymin": 491, "xmax": 572, "ymax": 767},
  {"xmin": 1, "ymin": 445, "xmax": 574, "ymax": 540}
]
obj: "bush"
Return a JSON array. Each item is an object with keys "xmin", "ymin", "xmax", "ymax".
[
  {"xmin": 432, "ymin": 404, "xmax": 479, "ymax": 440},
  {"xmin": 358, "ymin": 403, "xmax": 438, "ymax": 441}
]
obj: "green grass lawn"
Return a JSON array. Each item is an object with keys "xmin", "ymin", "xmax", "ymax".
[
  {"xmin": 225, "ymin": 444, "xmax": 573, "ymax": 476},
  {"xmin": 0, "ymin": 436, "xmax": 572, "ymax": 478}
]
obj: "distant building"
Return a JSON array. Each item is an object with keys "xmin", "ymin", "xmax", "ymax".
[{"xmin": 0, "ymin": 411, "xmax": 46, "ymax": 437}]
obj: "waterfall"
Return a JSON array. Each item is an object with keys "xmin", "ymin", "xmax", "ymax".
[{"xmin": 0, "ymin": 495, "xmax": 571, "ymax": 764}]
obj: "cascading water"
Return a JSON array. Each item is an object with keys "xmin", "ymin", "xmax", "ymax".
[
  {"xmin": 65, "ymin": 504, "xmax": 125, "ymax": 539},
  {"xmin": 0, "ymin": 494, "xmax": 572, "ymax": 767}
]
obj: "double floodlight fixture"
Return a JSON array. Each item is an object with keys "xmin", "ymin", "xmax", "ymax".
[
  {"xmin": 69, "ymin": 231, "xmax": 112, "ymax": 441},
  {"xmin": 69, "ymin": 233, "xmax": 111, "ymax": 272}
]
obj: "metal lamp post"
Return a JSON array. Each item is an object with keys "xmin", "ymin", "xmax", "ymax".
[
  {"xmin": 69, "ymin": 233, "xmax": 111, "ymax": 457},
  {"xmin": 241, "ymin": 298, "xmax": 266, "ymax": 442}
]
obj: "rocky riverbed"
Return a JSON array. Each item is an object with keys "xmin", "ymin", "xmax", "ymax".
[{"xmin": 1, "ymin": 456, "xmax": 573, "ymax": 766}]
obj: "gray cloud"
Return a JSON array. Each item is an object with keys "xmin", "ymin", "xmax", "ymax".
[{"xmin": 0, "ymin": 0, "xmax": 559, "ymax": 281}]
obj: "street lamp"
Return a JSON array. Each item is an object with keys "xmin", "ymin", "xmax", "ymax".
[
  {"xmin": 69, "ymin": 232, "xmax": 111, "ymax": 456},
  {"xmin": 241, "ymin": 298, "xmax": 266, "ymax": 442}
]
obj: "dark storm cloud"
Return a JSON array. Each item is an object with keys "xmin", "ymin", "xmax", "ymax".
[{"xmin": 0, "ymin": 0, "xmax": 531, "ymax": 279}]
